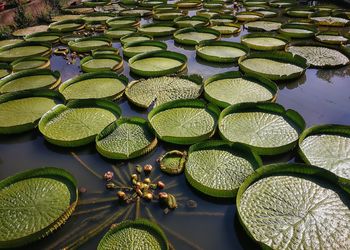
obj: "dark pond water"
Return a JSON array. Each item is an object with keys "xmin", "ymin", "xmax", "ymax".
[{"xmin": 0, "ymin": 1, "xmax": 349, "ymax": 249}]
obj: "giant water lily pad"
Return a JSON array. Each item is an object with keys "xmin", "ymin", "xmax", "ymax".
[
  {"xmin": 119, "ymin": 8, "xmax": 153, "ymax": 17},
  {"xmin": 299, "ymin": 124, "xmax": 350, "ymax": 180},
  {"xmin": 286, "ymin": 43, "xmax": 349, "ymax": 68},
  {"xmin": 138, "ymin": 22, "xmax": 177, "ymax": 37},
  {"xmin": 82, "ymin": 13, "xmax": 115, "ymax": 23},
  {"xmin": 154, "ymin": 10, "xmax": 185, "ymax": 21},
  {"xmin": 238, "ymin": 52, "xmax": 308, "ymax": 81},
  {"xmin": 0, "ymin": 167, "xmax": 78, "ymax": 248},
  {"xmin": 129, "ymin": 50, "xmax": 187, "ymax": 77},
  {"xmin": 209, "ymin": 15, "xmax": 237, "ymax": 25},
  {"xmin": 174, "ymin": 27, "xmax": 220, "ymax": 45},
  {"xmin": 106, "ymin": 17, "xmax": 140, "ymax": 28},
  {"xmin": 0, "ymin": 42, "xmax": 51, "ymax": 62},
  {"xmin": 49, "ymin": 19, "xmax": 85, "ymax": 32},
  {"xmin": 126, "ymin": 75, "xmax": 202, "ymax": 108},
  {"xmin": 158, "ymin": 150, "xmax": 187, "ymax": 174},
  {"xmin": 278, "ymin": 24, "xmax": 317, "ymax": 38},
  {"xmin": 241, "ymin": 33, "xmax": 290, "ymax": 51},
  {"xmin": 185, "ymin": 140, "xmax": 262, "ymax": 198},
  {"xmin": 0, "ymin": 63, "xmax": 10, "ymax": 79},
  {"xmin": 120, "ymin": 33, "xmax": 153, "ymax": 45},
  {"xmin": 196, "ymin": 41, "xmax": 249, "ymax": 63},
  {"xmin": 59, "ymin": 72, "xmax": 127, "ymax": 100},
  {"xmin": 105, "ymin": 28, "xmax": 137, "ymax": 39},
  {"xmin": 68, "ymin": 36, "xmax": 111, "ymax": 53},
  {"xmin": 315, "ymin": 32, "xmax": 348, "ymax": 45},
  {"xmin": 285, "ymin": 6, "xmax": 314, "ymax": 17},
  {"xmin": 38, "ymin": 99, "xmax": 121, "ymax": 147},
  {"xmin": 211, "ymin": 23, "xmax": 241, "ymax": 35},
  {"xmin": 0, "ymin": 69, "xmax": 61, "ymax": 94},
  {"xmin": 310, "ymin": 13, "xmax": 350, "ymax": 27},
  {"xmin": 0, "ymin": 39, "xmax": 23, "ymax": 49},
  {"xmin": 123, "ymin": 41, "xmax": 167, "ymax": 58},
  {"xmin": 80, "ymin": 54, "xmax": 123, "ymax": 72},
  {"xmin": 237, "ymin": 163, "xmax": 350, "ymax": 250},
  {"xmin": 236, "ymin": 11, "xmax": 263, "ymax": 22},
  {"xmin": 148, "ymin": 99, "xmax": 220, "ymax": 145},
  {"xmin": 11, "ymin": 56, "xmax": 50, "ymax": 72},
  {"xmin": 244, "ymin": 20, "xmax": 282, "ymax": 31},
  {"xmin": 219, "ymin": 102, "xmax": 305, "ymax": 155},
  {"xmin": 98, "ymin": 219, "xmax": 169, "ymax": 250},
  {"xmin": 12, "ymin": 25, "xmax": 49, "ymax": 37},
  {"xmin": 0, "ymin": 90, "xmax": 63, "ymax": 134},
  {"xmin": 204, "ymin": 71, "xmax": 277, "ymax": 108},
  {"xmin": 96, "ymin": 117, "xmax": 157, "ymax": 159},
  {"xmin": 174, "ymin": 15, "xmax": 209, "ymax": 28},
  {"xmin": 24, "ymin": 32, "xmax": 61, "ymax": 43}
]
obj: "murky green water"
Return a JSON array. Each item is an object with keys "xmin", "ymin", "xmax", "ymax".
[{"xmin": 0, "ymin": 1, "xmax": 349, "ymax": 249}]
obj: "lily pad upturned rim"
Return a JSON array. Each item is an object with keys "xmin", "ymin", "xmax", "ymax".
[
  {"xmin": 185, "ymin": 140, "xmax": 263, "ymax": 198},
  {"xmin": 309, "ymin": 10, "xmax": 350, "ymax": 27},
  {"xmin": 0, "ymin": 68, "xmax": 61, "ymax": 94},
  {"xmin": 82, "ymin": 0, "xmax": 111, "ymax": 7},
  {"xmin": 125, "ymin": 74, "xmax": 203, "ymax": 108},
  {"xmin": 209, "ymin": 14, "xmax": 238, "ymax": 25},
  {"xmin": 235, "ymin": 11, "xmax": 264, "ymax": 22},
  {"xmin": 80, "ymin": 54, "xmax": 124, "ymax": 72},
  {"xmin": 106, "ymin": 16, "xmax": 140, "ymax": 28},
  {"xmin": 0, "ymin": 41, "xmax": 52, "ymax": 62},
  {"xmin": 269, "ymin": 0, "xmax": 297, "ymax": 7},
  {"xmin": 315, "ymin": 31, "xmax": 348, "ymax": 45},
  {"xmin": 119, "ymin": 8, "xmax": 153, "ymax": 17},
  {"xmin": 0, "ymin": 63, "xmax": 11, "ymax": 78},
  {"xmin": 138, "ymin": 22, "xmax": 178, "ymax": 37},
  {"xmin": 48, "ymin": 19, "xmax": 86, "ymax": 32},
  {"xmin": 122, "ymin": 40, "xmax": 167, "ymax": 58},
  {"xmin": 96, "ymin": 116, "xmax": 158, "ymax": 160},
  {"xmin": 0, "ymin": 167, "xmax": 78, "ymax": 248},
  {"xmin": 204, "ymin": 71, "xmax": 278, "ymax": 108},
  {"xmin": 211, "ymin": 23, "xmax": 241, "ymax": 35},
  {"xmin": 298, "ymin": 124, "xmax": 350, "ymax": 167},
  {"xmin": 243, "ymin": 18, "xmax": 284, "ymax": 31},
  {"xmin": 218, "ymin": 102, "xmax": 306, "ymax": 155},
  {"xmin": 278, "ymin": 23, "xmax": 318, "ymax": 38},
  {"xmin": 38, "ymin": 99, "xmax": 122, "ymax": 147},
  {"xmin": 81, "ymin": 12, "xmax": 116, "ymax": 23},
  {"xmin": 91, "ymin": 46, "xmax": 120, "ymax": 56},
  {"xmin": 68, "ymin": 36, "xmax": 112, "ymax": 53},
  {"xmin": 148, "ymin": 99, "xmax": 220, "ymax": 145},
  {"xmin": 195, "ymin": 40, "xmax": 249, "ymax": 63},
  {"xmin": 236, "ymin": 163, "xmax": 350, "ymax": 249},
  {"xmin": 10, "ymin": 56, "xmax": 51, "ymax": 72},
  {"xmin": 285, "ymin": 41, "xmax": 350, "ymax": 68},
  {"xmin": 153, "ymin": 9, "xmax": 185, "ymax": 21},
  {"xmin": 58, "ymin": 71, "xmax": 128, "ymax": 101},
  {"xmin": 104, "ymin": 27, "xmax": 138, "ymax": 40},
  {"xmin": 120, "ymin": 33, "xmax": 153, "ymax": 45},
  {"xmin": 24, "ymin": 31, "xmax": 62, "ymax": 43},
  {"xmin": 238, "ymin": 51, "xmax": 308, "ymax": 81},
  {"xmin": 285, "ymin": 6, "xmax": 315, "ymax": 17},
  {"xmin": 0, "ymin": 89, "xmax": 64, "ymax": 134},
  {"xmin": 175, "ymin": 0, "xmax": 202, "ymax": 8},
  {"xmin": 240, "ymin": 32, "xmax": 290, "ymax": 51},
  {"xmin": 97, "ymin": 219, "xmax": 169, "ymax": 250},
  {"xmin": 158, "ymin": 150, "xmax": 187, "ymax": 175},
  {"xmin": 129, "ymin": 50, "xmax": 187, "ymax": 77},
  {"xmin": 174, "ymin": 15, "xmax": 210, "ymax": 28},
  {"xmin": 173, "ymin": 27, "xmax": 220, "ymax": 45}
]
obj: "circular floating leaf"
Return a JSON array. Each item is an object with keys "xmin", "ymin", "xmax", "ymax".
[
  {"xmin": 238, "ymin": 52, "xmax": 308, "ymax": 81},
  {"xmin": 123, "ymin": 41, "xmax": 167, "ymax": 58},
  {"xmin": 148, "ymin": 99, "xmax": 220, "ymax": 145},
  {"xmin": 0, "ymin": 42, "xmax": 51, "ymax": 62},
  {"xmin": 278, "ymin": 24, "xmax": 317, "ymax": 38},
  {"xmin": 10, "ymin": 56, "xmax": 50, "ymax": 72},
  {"xmin": 51, "ymin": 14, "xmax": 82, "ymax": 22},
  {"xmin": 0, "ymin": 167, "xmax": 78, "ymax": 248},
  {"xmin": 185, "ymin": 140, "xmax": 262, "ymax": 198},
  {"xmin": 285, "ymin": 6, "xmax": 315, "ymax": 17},
  {"xmin": 96, "ymin": 117, "xmax": 157, "ymax": 159},
  {"xmin": 0, "ymin": 69, "xmax": 61, "ymax": 94},
  {"xmin": 175, "ymin": 0, "xmax": 202, "ymax": 8},
  {"xmin": 315, "ymin": 32, "xmax": 348, "ymax": 45},
  {"xmin": 59, "ymin": 72, "xmax": 127, "ymax": 100},
  {"xmin": 0, "ymin": 63, "xmax": 10, "ymax": 79},
  {"xmin": 236, "ymin": 11, "xmax": 264, "ymax": 22},
  {"xmin": 269, "ymin": 0, "xmax": 297, "ymax": 8},
  {"xmin": 129, "ymin": 50, "xmax": 187, "ymax": 77},
  {"xmin": 256, "ymin": 9, "xmax": 278, "ymax": 17},
  {"xmin": 106, "ymin": 17, "xmax": 140, "ymax": 28},
  {"xmin": 82, "ymin": 13, "xmax": 115, "ymax": 23},
  {"xmin": 209, "ymin": 14, "xmax": 237, "ymax": 25},
  {"xmin": 92, "ymin": 46, "xmax": 120, "ymax": 56},
  {"xmin": 286, "ymin": 43, "xmax": 349, "ymax": 68},
  {"xmin": 0, "ymin": 90, "xmax": 63, "ymax": 134},
  {"xmin": 49, "ymin": 19, "xmax": 85, "ymax": 32},
  {"xmin": 98, "ymin": 219, "xmax": 169, "ymax": 250},
  {"xmin": 174, "ymin": 15, "xmax": 209, "ymax": 28},
  {"xmin": 120, "ymin": 33, "xmax": 153, "ymax": 45},
  {"xmin": 154, "ymin": 10, "xmax": 185, "ymax": 21},
  {"xmin": 196, "ymin": 41, "xmax": 249, "ymax": 63},
  {"xmin": 237, "ymin": 163, "xmax": 350, "ymax": 250},
  {"xmin": 138, "ymin": 22, "xmax": 177, "ymax": 37},
  {"xmin": 310, "ymin": 12, "xmax": 350, "ymax": 27},
  {"xmin": 244, "ymin": 20, "xmax": 282, "ymax": 31},
  {"xmin": 0, "ymin": 39, "xmax": 23, "ymax": 49},
  {"xmin": 211, "ymin": 23, "xmax": 241, "ymax": 35},
  {"xmin": 119, "ymin": 8, "xmax": 153, "ymax": 17},
  {"xmin": 218, "ymin": 102, "xmax": 305, "ymax": 155},
  {"xmin": 24, "ymin": 32, "xmax": 61, "ymax": 43},
  {"xmin": 204, "ymin": 71, "xmax": 277, "ymax": 108},
  {"xmin": 241, "ymin": 33, "xmax": 290, "ymax": 51},
  {"xmin": 59, "ymin": 34, "xmax": 84, "ymax": 44},
  {"xmin": 158, "ymin": 150, "xmax": 187, "ymax": 174},
  {"xmin": 174, "ymin": 27, "xmax": 220, "ymax": 45},
  {"xmin": 125, "ymin": 75, "xmax": 202, "ymax": 108},
  {"xmin": 38, "ymin": 99, "xmax": 121, "ymax": 147},
  {"xmin": 299, "ymin": 124, "xmax": 350, "ymax": 180},
  {"xmin": 105, "ymin": 28, "xmax": 137, "ymax": 39},
  {"xmin": 82, "ymin": 0, "xmax": 111, "ymax": 7},
  {"xmin": 12, "ymin": 25, "xmax": 49, "ymax": 37},
  {"xmin": 68, "ymin": 36, "xmax": 111, "ymax": 53},
  {"xmin": 196, "ymin": 10, "xmax": 222, "ymax": 19},
  {"xmin": 80, "ymin": 54, "xmax": 123, "ymax": 72}
]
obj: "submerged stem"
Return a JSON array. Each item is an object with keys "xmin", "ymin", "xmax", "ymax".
[
  {"xmin": 78, "ymin": 196, "xmax": 118, "ymax": 205},
  {"xmin": 135, "ymin": 197, "xmax": 141, "ymax": 219},
  {"xmin": 73, "ymin": 205, "xmax": 113, "ymax": 216},
  {"xmin": 71, "ymin": 152, "xmax": 102, "ymax": 180}
]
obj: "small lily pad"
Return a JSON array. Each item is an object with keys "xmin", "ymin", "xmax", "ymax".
[
  {"xmin": 80, "ymin": 54, "xmax": 123, "ymax": 72},
  {"xmin": 158, "ymin": 150, "xmax": 187, "ymax": 174}
]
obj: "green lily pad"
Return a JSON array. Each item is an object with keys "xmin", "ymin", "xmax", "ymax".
[
  {"xmin": 105, "ymin": 28, "xmax": 137, "ymax": 39},
  {"xmin": 148, "ymin": 99, "xmax": 220, "ymax": 145},
  {"xmin": 120, "ymin": 33, "xmax": 153, "ymax": 45},
  {"xmin": 106, "ymin": 17, "xmax": 140, "ymax": 28},
  {"xmin": 92, "ymin": 47, "xmax": 120, "ymax": 56},
  {"xmin": 10, "ymin": 56, "xmax": 50, "ymax": 72},
  {"xmin": 310, "ymin": 12, "xmax": 350, "ymax": 27},
  {"xmin": 0, "ymin": 39, "xmax": 23, "ymax": 49},
  {"xmin": 176, "ymin": 0, "xmax": 202, "ymax": 8},
  {"xmin": 59, "ymin": 34, "xmax": 84, "ymax": 44},
  {"xmin": 158, "ymin": 150, "xmax": 187, "ymax": 174},
  {"xmin": 0, "ymin": 90, "xmax": 63, "ymax": 134},
  {"xmin": 237, "ymin": 163, "xmax": 350, "ymax": 250},
  {"xmin": 269, "ymin": 0, "xmax": 297, "ymax": 8},
  {"xmin": 285, "ymin": 6, "xmax": 315, "ymax": 17},
  {"xmin": 236, "ymin": 11, "xmax": 264, "ymax": 22},
  {"xmin": 0, "ymin": 42, "xmax": 51, "ymax": 62},
  {"xmin": 154, "ymin": 10, "xmax": 185, "ymax": 21},
  {"xmin": 39, "ymin": 99, "xmax": 121, "ymax": 147},
  {"xmin": 211, "ymin": 23, "xmax": 241, "ymax": 35},
  {"xmin": 0, "ymin": 69, "xmax": 61, "ymax": 94},
  {"xmin": 12, "ymin": 25, "xmax": 49, "ymax": 37},
  {"xmin": 278, "ymin": 24, "xmax": 317, "ymax": 38},
  {"xmin": 0, "ymin": 63, "xmax": 11, "ymax": 79},
  {"xmin": 244, "ymin": 20, "xmax": 282, "ymax": 31},
  {"xmin": 204, "ymin": 71, "xmax": 277, "ymax": 108},
  {"xmin": 241, "ymin": 33, "xmax": 290, "ymax": 51},
  {"xmin": 299, "ymin": 124, "xmax": 350, "ymax": 180},
  {"xmin": 96, "ymin": 117, "xmax": 157, "ymax": 160},
  {"xmin": 68, "ymin": 36, "xmax": 111, "ymax": 53},
  {"xmin": 185, "ymin": 140, "xmax": 262, "ymax": 198},
  {"xmin": 80, "ymin": 54, "xmax": 123, "ymax": 72},
  {"xmin": 125, "ymin": 75, "xmax": 202, "ymax": 108},
  {"xmin": 51, "ymin": 14, "xmax": 82, "ymax": 22},
  {"xmin": 218, "ymin": 102, "xmax": 305, "ymax": 155},
  {"xmin": 119, "ymin": 8, "xmax": 153, "ymax": 17},
  {"xmin": 256, "ymin": 9, "xmax": 278, "ymax": 17},
  {"xmin": 59, "ymin": 72, "xmax": 127, "ymax": 100},
  {"xmin": 129, "ymin": 50, "xmax": 187, "ymax": 77},
  {"xmin": 49, "ymin": 19, "xmax": 85, "ymax": 32},
  {"xmin": 174, "ymin": 27, "xmax": 220, "ymax": 45},
  {"xmin": 82, "ymin": 13, "xmax": 115, "ymax": 23},
  {"xmin": 196, "ymin": 10, "xmax": 222, "ymax": 19},
  {"xmin": 174, "ymin": 15, "xmax": 209, "ymax": 28},
  {"xmin": 315, "ymin": 32, "xmax": 348, "ymax": 45},
  {"xmin": 24, "ymin": 32, "xmax": 61, "ymax": 43},
  {"xmin": 0, "ymin": 167, "xmax": 78, "ymax": 248},
  {"xmin": 209, "ymin": 14, "xmax": 237, "ymax": 25},
  {"xmin": 98, "ymin": 219, "xmax": 169, "ymax": 250},
  {"xmin": 138, "ymin": 22, "xmax": 177, "ymax": 37},
  {"xmin": 238, "ymin": 52, "xmax": 308, "ymax": 81},
  {"xmin": 82, "ymin": 0, "xmax": 111, "ymax": 7},
  {"xmin": 123, "ymin": 41, "xmax": 167, "ymax": 58},
  {"xmin": 196, "ymin": 41, "xmax": 249, "ymax": 63}
]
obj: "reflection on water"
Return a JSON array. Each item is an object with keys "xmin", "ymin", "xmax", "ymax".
[{"xmin": 0, "ymin": 1, "xmax": 350, "ymax": 249}]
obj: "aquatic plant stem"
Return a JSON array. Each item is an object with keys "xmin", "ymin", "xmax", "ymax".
[
  {"xmin": 73, "ymin": 204, "xmax": 113, "ymax": 216},
  {"xmin": 78, "ymin": 196, "xmax": 118, "ymax": 205},
  {"xmin": 71, "ymin": 152, "xmax": 102, "ymax": 180}
]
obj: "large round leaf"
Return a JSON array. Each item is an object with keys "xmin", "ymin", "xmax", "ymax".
[
  {"xmin": 24, "ymin": 32, "xmax": 61, "ymax": 43},
  {"xmin": 123, "ymin": 40, "xmax": 167, "ymax": 58},
  {"xmin": 68, "ymin": 36, "xmax": 111, "ymax": 53},
  {"xmin": 120, "ymin": 33, "xmax": 153, "ymax": 45},
  {"xmin": 80, "ymin": 54, "xmax": 123, "ymax": 73},
  {"xmin": 10, "ymin": 56, "xmax": 50, "ymax": 72},
  {"xmin": 148, "ymin": 99, "xmax": 220, "ymax": 145},
  {"xmin": 48, "ymin": 19, "xmax": 85, "ymax": 32},
  {"xmin": 138, "ymin": 22, "xmax": 177, "ymax": 37},
  {"xmin": 0, "ymin": 167, "xmax": 78, "ymax": 248},
  {"xmin": 278, "ymin": 24, "xmax": 317, "ymax": 38},
  {"xmin": 173, "ymin": 27, "xmax": 220, "ymax": 45},
  {"xmin": 0, "ymin": 42, "xmax": 51, "ymax": 62},
  {"xmin": 244, "ymin": 20, "xmax": 282, "ymax": 31},
  {"xmin": 241, "ymin": 33, "xmax": 290, "ymax": 51},
  {"xmin": 185, "ymin": 140, "xmax": 262, "ymax": 198}
]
